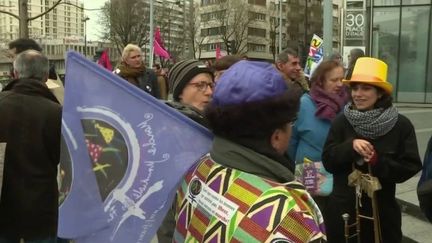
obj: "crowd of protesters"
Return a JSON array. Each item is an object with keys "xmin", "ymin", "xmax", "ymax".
[{"xmin": 0, "ymin": 38, "xmax": 431, "ymax": 243}]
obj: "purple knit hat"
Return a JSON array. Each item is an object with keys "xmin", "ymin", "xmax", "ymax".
[{"xmin": 212, "ymin": 60, "xmax": 287, "ymax": 106}]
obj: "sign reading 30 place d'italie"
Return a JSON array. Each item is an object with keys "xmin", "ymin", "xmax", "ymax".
[{"xmin": 345, "ymin": 9, "xmax": 365, "ymax": 40}]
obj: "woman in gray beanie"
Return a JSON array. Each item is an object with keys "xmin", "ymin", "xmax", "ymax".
[{"xmin": 165, "ymin": 59, "xmax": 214, "ymax": 126}]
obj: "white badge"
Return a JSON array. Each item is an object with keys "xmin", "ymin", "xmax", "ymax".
[{"xmin": 186, "ymin": 177, "xmax": 238, "ymax": 224}]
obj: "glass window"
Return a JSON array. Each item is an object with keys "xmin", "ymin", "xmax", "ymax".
[
  {"xmin": 372, "ymin": 7, "xmax": 400, "ymax": 96},
  {"xmin": 397, "ymin": 6, "xmax": 430, "ymax": 102},
  {"xmin": 374, "ymin": 0, "xmax": 400, "ymax": 6},
  {"xmin": 402, "ymin": 0, "xmax": 431, "ymax": 5}
]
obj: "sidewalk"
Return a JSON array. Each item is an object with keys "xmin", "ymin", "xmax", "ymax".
[
  {"xmin": 397, "ymin": 174, "xmax": 431, "ymax": 243},
  {"xmin": 395, "ymin": 103, "xmax": 432, "ymax": 108}
]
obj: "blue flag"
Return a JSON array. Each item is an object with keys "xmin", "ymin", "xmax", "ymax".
[{"xmin": 58, "ymin": 52, "xmax": 212, "ymax": 242}]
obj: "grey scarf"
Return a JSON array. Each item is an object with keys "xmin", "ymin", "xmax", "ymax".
[{"xmin": 344, "ymin": 102, "xmax": 399, "ymax": 139}]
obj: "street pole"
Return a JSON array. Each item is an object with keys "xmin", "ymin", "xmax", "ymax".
[
  {"xmin": 323, "ymin": 0, "xmax": 333, "ymax": 57},
  {"xmin": 83, "ymin": 17, "xmax": 89, "ymax": 57},
  {"xmin": 278, "ymin": 0, "xmax": 282, "ymax": 54},
  {"xmin": 149, "ymin": 0, "xmax": 154, "ymax": 67},
  {"xmin": 304, "ymin": 0, "xmax": 308, "ymax": 54}
]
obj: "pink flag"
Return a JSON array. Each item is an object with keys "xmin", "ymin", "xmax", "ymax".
[
  {"xmin": 97, "ymin": 50, "xmax": 112, "ymax": 71},
  {"xmin": 155, "ymin": 27, "xmax": 165, "ymax": 49},
  {"xmin": 154, "ymin": 39, "xmax": 170, "ymax": 59},
  {"xmin": 154, "ymin": 27, "xmax": 170, "ymax": 59},
  {"xmin": 216, "ymin": 43, "xmax": 221, "ymax": 59}
]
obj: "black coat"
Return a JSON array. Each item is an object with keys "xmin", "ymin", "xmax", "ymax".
[
  {"xmin": 115, "ymin": 67, "xmax": 161, "ymax": 99},
  {"xmin": 322, "ymin": 113, "xmax": 422, "ymax": 243},
  {"xmin": 0, "ymin": 79, "xmax": 62, "ymax": 240}
]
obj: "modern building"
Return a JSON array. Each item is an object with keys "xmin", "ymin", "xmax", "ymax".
[
  {"xmin": 340, "ymin": 0, "xmax": 432, "ymax": 103},
  {"xmin": 108, "ymin": 0, "xmax": 193, "ymax": 62},
  {"xmin": 0, "ymin": 39, "xmax": 119, "ymax": 85},
  {"xmin": 366, "ymin": 0, "xmax": 432, "ymax": 103},
  {"xmin": 0, "ymin": 0, "xmax": 86, "ymax": 41},
  {"xmin": 152, "ymin": 0, "xmax": 194, "ymax": 61},
  {"xmin": 197, "ymin": 0, "xmax": 342, "ymax": 61}
]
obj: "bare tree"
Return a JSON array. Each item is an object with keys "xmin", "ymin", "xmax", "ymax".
[
  {"xmin": 153, "ymin": 2, "xmax": 180, "ymax": 65},
  {"xmin": 212, "ymin": 1, "xmax": 251, "ymax": 55},
  {"xmin": 268, "ymin": 5, "xmax": 280, "ymax": 61},
  {"xmin": 99, "ymin": 0, "xmax": 150, "ymax": 56},
  {"xmin": 187, "ymin": 3, "xmax": 206, "ymax": 59},
  {"xmin": 0, "ymin": 0, "xmax": 63, "ymax": 38}
]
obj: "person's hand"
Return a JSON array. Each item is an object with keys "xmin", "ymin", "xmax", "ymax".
[
  {"xmin": 364, "ymin": 150, "xmax": 378, "ymax": 165},
  {"xmin": 353, "ymin": 139, "xmax": 375, "ymax": 160}
]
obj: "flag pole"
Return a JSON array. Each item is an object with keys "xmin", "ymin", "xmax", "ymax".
[{"xmin": 149, "ymin": 0, "xmax": 154, "ymax": 67}]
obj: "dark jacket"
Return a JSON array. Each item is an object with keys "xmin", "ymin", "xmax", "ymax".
[
  {"xmin": 418, "ymin": 135, "xmax": 432, "ymax": 223},
  {"xmin": 210, "ymin": 137, "xmax": 295, "ymax": 182},
  {"xmin": 157, "ymin": 101, "xmax": 209, "ymax": 243},
  {"xmin": 114, "ymin": 67, "xmax": 161, "ymax": 99},
  {"xmin": 0, "ymin": 78, "xmax": 62, "ymax": 240},
  {"xmin": 165, "ymin": 101, "xmax": 208, "ymax": 127},
  {"xmin": 322, "ymin": 113, "xmax": 422, "ymax": 243}
]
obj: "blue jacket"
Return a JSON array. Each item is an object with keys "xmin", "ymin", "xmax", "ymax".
[{"xmin": 288, "ymin": 94, "xmax": 331, "ymax": 165}]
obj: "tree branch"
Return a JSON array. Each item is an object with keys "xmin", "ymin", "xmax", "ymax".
[
  {"xmin": 0, "ymin": 9, "xmax": 20, "ymax": 19},
  {"xmin": 57, "ymin": 1, "xmax": 101, "ymax": 11},
  {"xmin": 28, "ymin": 0, "xmax": 62, "ymax": 21}
]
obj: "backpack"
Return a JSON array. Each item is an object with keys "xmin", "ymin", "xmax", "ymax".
[{"xmin": 418, "ymin": 135, "xmax": 432, "ymax": 222}]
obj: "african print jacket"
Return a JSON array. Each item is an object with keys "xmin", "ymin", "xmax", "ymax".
[{"xmin": 173, "ymin": 154, "xmax": 326, "ymax": 242}]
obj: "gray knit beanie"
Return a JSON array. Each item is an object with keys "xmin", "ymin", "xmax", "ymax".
[{"xmin": 168, "ymin": 60, "xmax": 214, "ymax": 101}]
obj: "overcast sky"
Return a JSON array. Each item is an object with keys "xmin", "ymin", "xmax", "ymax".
[{"xmin": 84, "ymin": 0, "xmax": 108, "ymax": 41}]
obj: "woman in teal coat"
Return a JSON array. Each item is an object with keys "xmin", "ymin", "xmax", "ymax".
[{"xmin": 288, "ymin": 60, "xmax": 348, "ymax": 215}]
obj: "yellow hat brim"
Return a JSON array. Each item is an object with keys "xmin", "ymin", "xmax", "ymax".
[{"xmin": 342, "ymin": 79, "xmax": 393, "ymax": 95}]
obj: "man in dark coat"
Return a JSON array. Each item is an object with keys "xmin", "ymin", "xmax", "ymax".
[
  {"xmin": 275, "ymin": 47, "xmax": 310, "ymax": 93},
  {"xmin": 7, "ymin": 38, "xmax": 64, "ymax": 105},
  {"xmin": 0, "ymin": 50, "xmax": 62, "ymax": 243}
]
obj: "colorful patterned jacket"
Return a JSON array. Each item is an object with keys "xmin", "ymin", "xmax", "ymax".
[{"xmin": 173, "ymin": 154, "xmax": 326, "ymax": 242}]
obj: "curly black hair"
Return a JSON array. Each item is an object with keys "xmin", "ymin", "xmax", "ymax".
[{"xmin": 205, "ymin": 88, "xmax": 301, "ymax": 140}]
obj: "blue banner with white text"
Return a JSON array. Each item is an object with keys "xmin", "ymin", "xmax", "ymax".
[{"xmin": 58, "ymin": 52, "xmax": 212, "ymax": 243}]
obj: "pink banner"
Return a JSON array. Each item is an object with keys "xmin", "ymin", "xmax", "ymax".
[
  {"xmin": 155, "ymin": 27, "xmax": 165, "ymax": 49},
  {"xmin": 97, "ymin": 50, "xmax": 112, "ymax": 71},
  {"xmin": 216, "ymin": 43, "xmax": 221, "ymax": 59},
  {"xmin": 154, "ymin": 27, "xmax": 170, "ymax": 59},
  {"xmin": 154, "ymin": 39, "xmax": 170, "ymax": 59}
]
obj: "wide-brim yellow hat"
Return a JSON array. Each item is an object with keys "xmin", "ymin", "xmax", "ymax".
[{"xmin": 343, "ymin": 57, "xmax": 393, "ymax": 95}]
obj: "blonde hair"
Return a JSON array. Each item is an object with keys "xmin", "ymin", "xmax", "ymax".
[{"xmin": 121, "ymin": 44, "xmax": 142, "ymax": 62}]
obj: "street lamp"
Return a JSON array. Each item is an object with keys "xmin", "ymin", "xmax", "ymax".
[{"xmin": 83, "ymin": 16, "xmax": 90, "ymax": 57}]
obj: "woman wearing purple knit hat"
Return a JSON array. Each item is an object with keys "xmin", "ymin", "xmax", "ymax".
[{"xmin": 170, "ymin": 60, "xmax": 327, "ymax": 242}]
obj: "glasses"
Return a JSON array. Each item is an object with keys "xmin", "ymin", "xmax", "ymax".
[{"xmin": 188, "ymin": 81, "xmax": 215, "ymax": 92}]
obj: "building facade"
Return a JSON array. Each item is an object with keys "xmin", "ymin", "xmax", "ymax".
[
  {"xmin": 367, "ymin": 0, "xmax": 432, "ymax": 103},
  {"xmin": 0, "ymin": 39, "xmax": 119, "ymax": 86},
  {"xmin": 109, "ymin": 0, "xmax": 194, "ymax": 63},
  {"xmin": 152, "ymin": 0, "xmax": 194, "ymax": 61},
  {"xmin": 197, "ymin": 0, "xmax": 342, "ymax": 61},
  {"xmin": 0, "ymin": 0, "xmax": 85, "ymax": 41}
]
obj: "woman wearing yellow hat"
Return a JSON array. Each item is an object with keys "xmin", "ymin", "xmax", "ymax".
[{"xmin": 322, "ymin": 57, "xmax": 422, "ymax": 242}]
